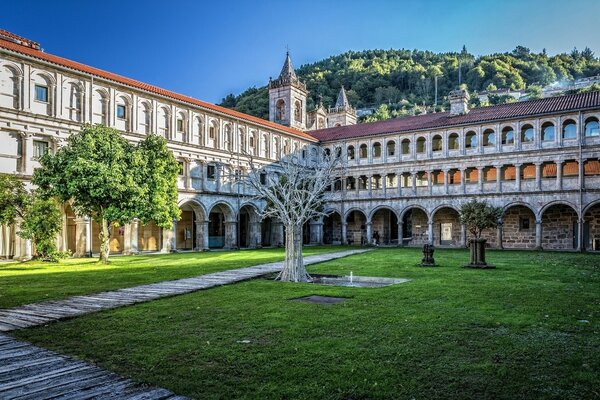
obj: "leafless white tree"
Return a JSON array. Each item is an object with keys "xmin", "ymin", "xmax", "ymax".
[{"xmin": 245, "ymin": 147, "xmax": 345, "ymax": 282}]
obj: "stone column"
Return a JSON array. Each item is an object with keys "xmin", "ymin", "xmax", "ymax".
[
  {"xmin": 225, "ymin": 221, "xmax": 237, "ymax": 249},
  {"xmin": 161, "ymin": 221, "xmax": 176, "ymax": 252},
  {"xmin": 74, "ymin": 217, "xmax": 91, "ymax": 257},
  {"xmin": 309, "ymin": 220, "xmax": 323, "ymax": 245},
  {"xmin": 427, "ymin": 220, "xmax": 434, "ymax": 245},
  {"xmin": 122, "ymin": 223, "xmax": 132, "ymax": 255},
  {"xmin": 535, "ymin": 162, "xmax": 542, "ymax": 191},
  {"xmin": 496, "ymin": 222, "xmax": 504, "ymax": 249},
  {"xmin": 341, "ymin": 222, "xmax": 348, "ymax": 245},
  {"xmin": 460, "ymin": 168, "xmax": 466, "ymax": 194},
  {"xmin": 411, "ymin": 172, "xmax": 417, "ymax": 194},
  {"xmin": 0, "ymin": 224, "xmax": 11, "ymax": 259},
  {"xmin": 249, "ymin": 222, "xmax": 262, "ymax": 248},
  {"xmin": 397, "ymin": 221, "xmax": 403, "ymax": 246},
  {"xmin": 443, "ymin": 170, "xmax": 449, "ymax": 195},
  {"xmin": 130, "ymin": 219, "xmax": 139, "ymax": 254},
  {"xmin": 535, "ymin": 219, "xmax": 542, "ymax": 249},
  {"xmin": 355, "ymin": 175, "xmax": 360, "ymax": 196},
  {"xmin": 271, "ymin": 220, "xmax": 284, "ymax": 247},
  {"xmin": 460, "ymin": 224, "xmax": 467, "ymax": 247},
  {"xmin": 556, "ymin": 161, "xmax": 563, "ymax": 191},
  {"xmin": 367, "ymin": 175, "xmax": 373, "ymax": 197},
  {"xmin": 366, "ymin": 222, "xmax": 373, "ymax": 245},
  {"xmin": 397, "ymin": 170, "xmax": 403, "ymax": 196},
  {"xmin": 515, "ymin": 164, "xmax": 522, "ymax": 192},
  {"xmin": 202, "ymin": 220, "xmax": 210, "ymax": 250},
  {"xmin": 382, "ymin": 175, "xmax": 387, "ymax": 197},
  {"xmin": 576, "ymin": 218, "xmax": 584, "ymax": 251},
  {"xmin": 478, "ymin": 167, "xmax": 484, "ymax": 192},
  {"xmin": 427, "ymin": 170, "xmax": 432, "ymax": 196},
  {"xmin": 496, "ymin": 165, "xmax": 502, "ymax": 192}
]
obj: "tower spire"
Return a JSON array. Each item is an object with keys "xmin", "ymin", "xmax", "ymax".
[
  {"xmin": 279, "ymin": 51, "xmax": 297, "ymax": 79},
  {"xmin": 335, "ymin": 85, "xmax": 349, "ymax": 108}
]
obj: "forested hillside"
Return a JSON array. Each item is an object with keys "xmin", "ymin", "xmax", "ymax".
[{"xmin": 220, "ymin": 46, "xmax": 600, "ymax": 122}]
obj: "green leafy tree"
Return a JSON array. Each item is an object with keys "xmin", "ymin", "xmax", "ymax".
[
  {"xmin": 19, "ymin": 195, "xmax": 65, "ymax": 261},
  {"xmin": 526, "ymin": 84, "xmax": 543, "ymax": 100},
  {"xmin": 460, "ymin": 199, "xmax": 503, "ymax": 240},
  {"xmin": 0, "ymin": 174, "xmax": 27, "ymax": 225},
  {"xmin": 33, "ymin": 125, "xmax": 180, "ymax": 263}
]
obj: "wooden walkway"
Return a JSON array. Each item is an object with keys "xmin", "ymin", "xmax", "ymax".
[
  {"xmin": 0, "ymin": 249, "xmax": 367, "ymax": 332},
  {"xmin": 0, "ymin": 334, "xmax": 187, "ymax": 399}
]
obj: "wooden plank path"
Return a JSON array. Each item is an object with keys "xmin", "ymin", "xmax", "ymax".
[
  {"xmin": 0, "ymin": 249, "xmax": 367, "ymax": 332},
  {"xmin": 0, "ymin": 334, "xmax": 188, "ymax": 399}
]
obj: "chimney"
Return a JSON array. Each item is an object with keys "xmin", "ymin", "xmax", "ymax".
[{"xmin": 448, "ymin": 89, "xmax": 470, "ymax": 115}]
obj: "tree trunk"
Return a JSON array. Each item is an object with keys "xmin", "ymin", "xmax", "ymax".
[
  {"xmin": 277, "ymin": 223, "xmax": 310, "ymax": 282},
  {"xmin": 99, "ymin": 217, "xmax": 111, "ymax": 264}
]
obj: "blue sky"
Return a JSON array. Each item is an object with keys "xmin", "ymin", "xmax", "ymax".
[{"xmin": 3, "ymin": 0, "xmax": 600, "ymax": 103}]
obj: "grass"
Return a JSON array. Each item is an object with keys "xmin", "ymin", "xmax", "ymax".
[
  {"xmin": 0, "ymin": 246, "xmax": 344, "ymax": 308},
  {"xmin": 12, "ymin": 248, "xmax": 600, "ymax": 399}
]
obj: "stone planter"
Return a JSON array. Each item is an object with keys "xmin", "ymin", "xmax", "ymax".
[{"xmin": 464, "ymin": 238, "xmax": 495, "ymax": 269}]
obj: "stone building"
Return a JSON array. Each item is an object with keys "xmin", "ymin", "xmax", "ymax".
[{"xmin": 0, "ymin": 29, "xmax": 599, "ymax": 259}]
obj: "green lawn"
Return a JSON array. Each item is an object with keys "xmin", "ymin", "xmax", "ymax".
[
  {"xmin": 12, "ymin": 248, "xmax": 600, "ymax": 400},
  {"xmin": 0, "ymin": 246, "xmax": 344, "ymax": 308}
]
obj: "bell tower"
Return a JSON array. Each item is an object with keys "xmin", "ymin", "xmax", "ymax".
[{"xmin": 269, "ymin": 52, "xmax": 308, "ymax": 130}]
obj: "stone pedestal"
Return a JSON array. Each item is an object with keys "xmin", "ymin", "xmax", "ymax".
[{"xmin": 464, "ymin": 239, "xmax": 495, "ymax": 269}]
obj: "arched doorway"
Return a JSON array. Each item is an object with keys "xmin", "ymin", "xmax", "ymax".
[
  {"xmin": 239, "ymin": 204, "xmax": 261, "ymax": 248},
  {"xmin": 64, "ymin": 204, "xmax": 77, "ymax": 254},
  {"xmin": 261, "ymin": 217, "xmax": 273, "ymax": 247},
  {"xmin": 371, "ymin": 208, "xmax": 398, "ymax": 245},
  {"xmin": 584, "ymin": 201, "xmax": 600, "ymax": 251},
  {"xmin": 502, "ymin": 204, "xmax": 536, "ymax": 249},
  {"xmin": 345, "ymin": 210, "xmax": 367, "ymax": 245},
  {"xmin": 176, "ymin": 203, "xmax": 197, "ymax": 251},
  {"xmin": 323, "ymin": 212, "xmax": 343, "ymax": 244},
  {"xmin": 401, "ymin": 207, "xmax": 428, "ymax": 246},
  {"xmin": 541, "ymin": 203, "xmax": 579, "ymax": 250},
  {"xmin": 208, "ymin": 203, "xmax": 235, "ymax": 249},
  {"xmin": 431, "ymin": 206, "xmax": 460, "ymax": 246}
]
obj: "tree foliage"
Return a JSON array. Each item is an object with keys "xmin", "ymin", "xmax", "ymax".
[
  {"xmin": 460, "ymin": 200, "xmax": 503, "ymax": 240},
  {"xmin": 19, "ymin": 195, "xmax": 66, "ymax": 262},
  {"xmin": 221, "ymin": 46, "xmax": 600, "ymax": 120},
  {"xmin": 0, "ymin": 174, "xmax": 27, "ymax": 225},
  {"xmin": 33, "ymin": 125, "xmax": 180, "ymax": 263}
]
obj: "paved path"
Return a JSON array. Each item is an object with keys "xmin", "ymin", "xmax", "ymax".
[{"xmin": 0, "ymin": 249, "xmax": 368, "ymax": 332}]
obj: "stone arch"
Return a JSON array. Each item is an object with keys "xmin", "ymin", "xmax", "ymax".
[
  {"xmin": 323, "ymin": 210, "xmax": 343, "ymax": 245},
  {"xmin": 448, "ymin": 133, "xmax": 459, "ymax": 150},
  {"xmin": 345, "ymin": 208, "xmax": 368, "ymax": 245},
  {"xmin": 31, "ymin": 71, "xmax": 55, "ymax": 116},
  {"xmin": 276, "ymin": 99, "xmax": 285, "ymax": 121},
  {"xmin": 138, "ymin": 100, "xmax": 152, "ymax": 134},
  {"xmin": 0, "ymin": 62, "xmax": 22, "ymax": 110},
  {"xmin": 431, "ymin": 205, "xmax": 461, "ymax": 246},
  {"xmin": 370, "ymin": 206, "xmax": 399, "ymax": 245},
  {"xmin": 583, "ymin": 200, "xmax": 600, "ymax": 251},
  {"xmin": 158, "ymin": 106, "xmax": 171, "ymax": 138},
  {"xmin": 208, "ymin": 202, "xmax": 236, "ymax": 249},
  {"xmin": 400, "ymin": 205, "xmax": 429, "ymax": 246},
  {"xmin": 501, "ymin": 202, "xmax": 537, "ymax": 249},
  {"xmin": 92, "ymin": 88, "xmax": 109, "ymax": 125},
  {"xmin": 239, "ymin": 202, "xmax": 261, "ymax": 248},
  {"xmin": 540, "ymin": 201, "xmax": 580, "ymax": 250}
]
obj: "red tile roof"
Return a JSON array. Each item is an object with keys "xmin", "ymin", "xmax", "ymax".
[
  {"xmin": 310, "ymin": 91, "xmax": 600, "ymax": 142},
  {"xmin": 0, "ymin": 35, "xmax": 317, "ymax": 142}
]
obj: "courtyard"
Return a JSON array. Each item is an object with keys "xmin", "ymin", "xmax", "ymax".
[{"xmin": 3, "ymin": 247, "xmax": 599, "ymax": 399}]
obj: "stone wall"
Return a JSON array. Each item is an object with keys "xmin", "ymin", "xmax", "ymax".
[
  {"xmin": 371, "ymin": 210, "xmax": 398, "ymax": 244},
  {"xmin": 502, "ymin": 206, "xmax": 536, "ymax": 249},
  {"xmin": 585, "ymin": 205, "xmax": 600, "ymax": 250},
  {"xmin": 346, "ymin": 212, "xmax": 366, "ymax": 245},
  {"xmin": 541, "ymin": 205, "xmax": 577, "ymax": 250},
  {"xmin": 403, "ymin": 209, "xmax": 428, "ymax": 246},
  {"xmin": 432, "ymin": 208, "xmax": 461, "ymax": 246}
]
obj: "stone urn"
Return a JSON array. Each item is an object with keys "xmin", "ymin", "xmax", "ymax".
[
  {"xmin": 465, "ymin": 238, "xmax": 495, "ymax": 269},
  {"xmin": 420, "ymin": 243, "xmax": 436, "ymax": 267}
]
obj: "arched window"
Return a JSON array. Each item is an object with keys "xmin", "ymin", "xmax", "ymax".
[
  {"xmin": 66, "ymin": 83, "xmax": 83, "ymax": 122},
  {"xmin": 158, "ymin": 107, "xmax": 170, "ymax": 138},
  {"xmin": 542, "ymin": 122, "xmax": 555, "ymax": 141},
  {"xmin": 317, "ymin": 117, "xmax": 325, "ymax": 129},
  {"xmin": 347, "ymin": 145, "xmax": 355, "ymax": 160},
  {"xmin": 92, "ymin": 89, "xmax": 108, "ymax": 125},
  {"xmin": 249, "ymin": 132, "xmax": 256, "ymax": 155},
  {"xmin": 401, "ymin": 138, "xmax": 410, "ymax": 154},
  {"xmin": 224, "ymin": 125, "xmax": 233, "ymax": 151},
  {"xmin": 483, "ymin": 129, "xmax": 495, "ymax": 147},
  {"xmin": 373, "ymin": 142, "xmax": 381, "ymax": 158},
  {"xmin": 501, "ymin": 127, "xmax": 514, "ymax": 145},
  {"xmin": 239, "ymin": 128, "xmax": 246, "ymax": 152},
  {"xmin": 139, "ymin": 102, "xmax": 152, "ymax": 134},
  {"xmin": 432, "ymin": 135, "xmax": 442, "ymax": 152},
  {"xmin": 359, "ymin": 144, "xmax": 367, "ymax": 158},
  {"xmin": 208, "ymin": 120, "xmax": 218, "ymax": 148},
  {"xmin": 521, "ymin": 124, "xmax": 534, "ymax": 143},
  {"xmin": 176, "ymin": 112, "xmax": 187, "ymax": 142},
  {"xmin": 584, "ymin": 117, "xmax": 599, "ymax": 137},
  {"xmin": 32, "ymin": 73, "xmax": 53, "ymax": 116},
  {"xmin": 387, "ymin": 141, "xmax": 396, "ymax": 157},
  {"xmin": 194, "ymin": 117, "xmax": 203, "ymax": 145},
  {"xmin": 115, "ymin": 96, "xmax": 131, "ymax": 131},
  {"xmin": 284, "ymin": 139, "xmax": 290, "ymax": 155},
  {"xmin": 0, "ymin": 65, "xmax": 21, "ymax": 109},
  {"xmin": 562, "ymin": 119, "xmax": 577, "ymax": 140},
  {"xmin": 273, "ymin": 137, "xmax": 280, "ymax": 157},
  {"xmin": 416, "ymin": 137, "xmax": 426, "ymax": 153},
  {"xmin": 448, "ymin": 133, "xmax": 459, "ymax": 150},
  {"xmin": 465, "ymin": 131, "xmax": 477, "ymax": 148},
  {"xmin": 262, "ymin": 134, "xmax": 269, "ymax": 158},
  {"xmin": 276, "ymin": 99, "xmax": 285, "ymax": 121},
  {"xmin": 294, "ymin": 100, "xmax": 302, "ymax": 123}
]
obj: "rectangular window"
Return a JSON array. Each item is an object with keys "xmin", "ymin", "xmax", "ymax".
[
  {"xmin": 177, "ymin": 119, "xmax": 184, "ymax": 132},
  {"xmin": 35, "ymin": 85, "xmax": 48, "ymax": 102},
  {"xmin": 178, "ymin": 161, "xmax": 184, "ymax": 176},
  {"xmin": 33, "ymin": 140, "xmax": 49, "ymax": 158},
  {"xmin": 116, "ymin": 104, "xmax": 126, "ymax": 119},
  {"xmin": 519, "ymin": 217, "xmax": 530, "ymax": 230},
  {"xmin": 260, "ymin": 173, "xmax": 267, "ymax": 185},
  {"xmin": 207, "ymin": 165, "xmax": 216, "ymax": 180}
]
